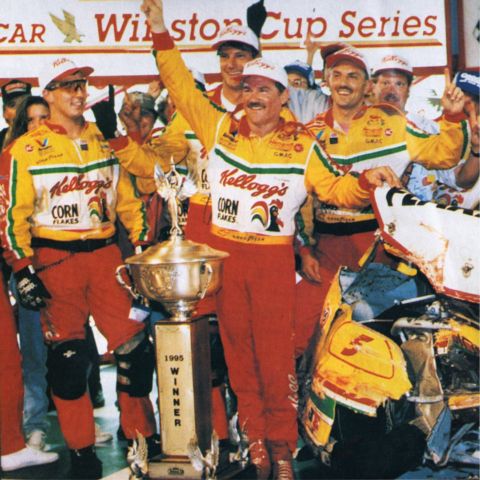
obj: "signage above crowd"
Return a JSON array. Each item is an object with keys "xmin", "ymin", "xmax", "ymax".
[{"xmin": 0, "ymin": 0, "xmax": 451, "ymax": 85}]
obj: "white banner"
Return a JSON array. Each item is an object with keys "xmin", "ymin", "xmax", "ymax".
[{"xmin": 0, "ymin": 0, "xmax": 449, "ymax": 84}]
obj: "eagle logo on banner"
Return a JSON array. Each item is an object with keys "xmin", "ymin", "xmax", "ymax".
[{"xmin": 49, "ymin": 10, "xmax": 84, "ymax": 43}]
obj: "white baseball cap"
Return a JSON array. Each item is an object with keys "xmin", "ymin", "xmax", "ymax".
[
  {"xmin": 372, "ymin": 54, "xmax": 413, "ymax": 81},
  {"xmin": 212, "ymin": 25, "xmax": 259, "ymax": 53},
  {"xmin": 241, "ymin": 57, "xmax": 288, "ymax": 89},
  {"xmin": 39, "ymin": 57, "xmax": 94, "ymax": 90}
]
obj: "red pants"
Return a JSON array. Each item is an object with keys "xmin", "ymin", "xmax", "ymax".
[
  {"xmin": 294, "ymin": 277, "xmax": 331, "ymax": 358},
  {"xmin": 33, "ymin": 244, "xmax": 156, "ymax": 449},
  {"xmin": 314, "ymin": 231, "xmax": 378, "ymax": 273},
  {"xmin": 0, "ymin": 272, "xmax": 25, "ymax": 455},
  {"xmin": 209, "ymin": 236, "xmax": 298, "ymax": 451},
  {"xmin": 296, "ymin": 231, "xmax": 392, "ymax": 352},
  {"xmin": 184, "ymin": 202, "xmax": 216, "ymax": 316}
]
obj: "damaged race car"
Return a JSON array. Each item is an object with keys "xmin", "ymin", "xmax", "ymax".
[{"xmin": 298, "ymin": 186, "xmax": 479, "ymax": 479}]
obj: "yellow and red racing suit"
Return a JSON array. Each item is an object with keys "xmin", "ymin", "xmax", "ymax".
[
  {"xmin": 0, "ymin": 121, "xmax": 155, "ymax": 449},
  {"xmin": 301, "ymin": 105, "xmax": 470, "ymax": 323},
  {"xmin": 150, "ymin": 31, "xmax": 374, "ymax": 451}
]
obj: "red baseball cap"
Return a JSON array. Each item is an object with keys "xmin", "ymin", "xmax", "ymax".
[{"xmin": 325, "ymin": 47, "xmax": 370, "ymax": 77}]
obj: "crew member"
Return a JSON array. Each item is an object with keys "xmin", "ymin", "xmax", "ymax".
[
  {"xmin": 0, "ymin": 57, "xmax": 157, "ymax": 479},
  {"xmin": 141, "ymin": 1, "xmax": 401, "ymax": 478},
  {"xmin": 304, "ymin": 45, "xmax": 468, "ymax": 275},
  {"xmin": 371, "ymin": 55, "xmax": 479, "ymax": 208}
]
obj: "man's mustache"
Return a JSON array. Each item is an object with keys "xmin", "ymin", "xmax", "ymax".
[
  {"xmin": 384, "ymin": 93, "xmax": 400, "ymax": 103},
  {"xmin": 335, "ymin": 86, "xmax": 353, "ymax": 94},
  {"xmin": 247, "ymin": 101, "xmax": 265, "ymax": 109}
]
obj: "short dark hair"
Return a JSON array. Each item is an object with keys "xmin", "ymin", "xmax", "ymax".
[
  {"xmin": 372, "ymin": 69, "xmax": 413, "ymax": 86},
  {"xmin": 217, "ymin": 41, "xmax": 259, "ymax": 58}
]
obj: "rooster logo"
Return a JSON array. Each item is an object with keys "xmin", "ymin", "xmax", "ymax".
[
  {"xmin": 251, "ymin": 199, "xmax": 284, "ymax": 232},
  {"xmin": 49, "ymin": 10, "xmax": 84, "ymax": 43},
  {"xmin": 88, "ymin": 192, "xmax": 110, "ymax": 223}
]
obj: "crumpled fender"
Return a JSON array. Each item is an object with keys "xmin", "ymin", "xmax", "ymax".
[{"xmin": 302, "ymin": 270, "xmax": 412, "ymax": 447}]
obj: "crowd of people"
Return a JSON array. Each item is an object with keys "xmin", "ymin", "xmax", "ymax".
[{"xmin": 0, "ymin": 0, "xmax": 478, "ymax": 479}]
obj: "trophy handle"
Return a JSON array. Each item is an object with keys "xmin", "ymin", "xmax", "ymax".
[
  {"xmin": 115, "ymin": 264, "xmax": 140, "ymax": 300},
  {"xmin": 199, "ymin": 262, "xmax": 213, "ymax": 299}
]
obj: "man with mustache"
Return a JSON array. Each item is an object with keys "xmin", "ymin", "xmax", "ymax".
[
  {"xmin": 303, "ymin": 45, "xmax": 468, "ymax": 291},
  {"xmin": 371, "ymin": 55, "xmax": 479, "ymax": 208},
  {"xmin": 106, "ymin": 24, "xmax": 262, "ymax": 457},
  {"xmin": 140, "ymin": 1, "xmax": 401, "ymax": 478}
]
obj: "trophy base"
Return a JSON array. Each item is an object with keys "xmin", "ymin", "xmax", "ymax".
[
  {"xmin": 148, "ymin": 454, "xmax": 247, "ymax": 479},
  {"xmin": 148, "ymin": 455, "xmax": 202, "ymax": 479}
]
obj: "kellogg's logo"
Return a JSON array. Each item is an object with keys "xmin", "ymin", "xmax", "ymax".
[
  {"xmin": 221, "ymin": 26, "xmax": 245, "ymax": 37},
  {"xmin": 382, "ymin": 55, "xmax": 410, "ymax": 68},
  {"xmin": 52, "ymin": 57, "xmax": 70, "ymax": 68},
  {"xmin": 50, "ymin": 174, "xmax": 112, "ymax": 198},
  {"xmin": 247, "ymin": 58, "xmax": 275, "ymax": 72},
  {"xmin": 219, "ymin": 168, "xmax": 288, "ymax": 199}
]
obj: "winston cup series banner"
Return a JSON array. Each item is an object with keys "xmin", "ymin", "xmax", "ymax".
[{"xmin": 0, "ymin": 0, "xmax": 450, "ymax": 83}]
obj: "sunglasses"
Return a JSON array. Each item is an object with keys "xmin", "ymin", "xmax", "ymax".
[{"xmin": 46, "ymin": 79, "xmax": 88, "ymax": 92}]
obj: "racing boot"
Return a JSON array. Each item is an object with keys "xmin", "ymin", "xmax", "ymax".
[
  {"xmin": 145, "ymin": 433, "xmax": 162, "ymax": 459},
  {"xmin": 249, "ymin": 439, "xmax": 271, "ymax": 479},
  {"xmin": 69, "ymin": 445, "xmax": 102, "ymax": 479},
  {"xmin": 269, "ymin": 441, "xmax": 295, "ymax": 480}
]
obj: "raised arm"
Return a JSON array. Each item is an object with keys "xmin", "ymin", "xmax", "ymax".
[
  {"xmin": 141, "ymin": 0, "xmax": 225, "ymax": 151},
  {"xmin": 407, "ymin": 68, "xmax": 469, "ymax": 169}
]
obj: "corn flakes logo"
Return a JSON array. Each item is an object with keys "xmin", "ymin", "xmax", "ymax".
[{"xmin": 364, "ymin": 127, "xmax": 382, "ymax": 137}]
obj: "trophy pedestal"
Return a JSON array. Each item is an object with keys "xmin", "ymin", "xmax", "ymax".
[{"xmin": 149, "ymin": 316, "xmax": 211, "ymax": 479}]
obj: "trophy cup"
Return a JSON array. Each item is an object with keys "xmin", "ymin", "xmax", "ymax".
[{"xmin": 116, "ymin": 163, "xmax": 229, "ymax": 479}]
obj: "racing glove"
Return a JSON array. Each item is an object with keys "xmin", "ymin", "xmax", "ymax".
[
  {"xmin": 247, "ymin": 0, "xmax": 267, "ymax": 38},
  {"xmin": 91, "ymin": 84, "xmax": 118, "ymax": 140},
  {"xmin": 14, "ymin": 265, "xmax": 51, "ymax": 310}
]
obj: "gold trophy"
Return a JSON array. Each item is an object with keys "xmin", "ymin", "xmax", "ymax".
[{"xmin": 116, "ymin": 164, "xmax": 229, "ymax": 479}]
